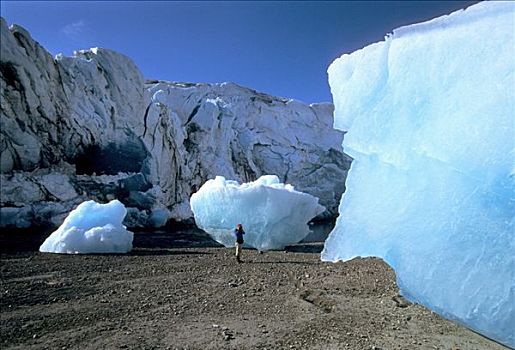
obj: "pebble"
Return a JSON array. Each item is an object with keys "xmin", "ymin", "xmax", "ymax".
[{"xmin": 221, "ymin": 329, "xmax": 234, "ymax": 341}]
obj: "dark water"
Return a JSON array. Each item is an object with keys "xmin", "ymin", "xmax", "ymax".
[
  {"xmin": 0, "ymin": 227, "xmax": 54, "ymax": 253},
  {"xmin": 0, "ymin": 221, "xmax": 335, "ymax": 254},
  {"xmin": 303, "ymin": 220, "xmax": 335, "ymax": 242}
]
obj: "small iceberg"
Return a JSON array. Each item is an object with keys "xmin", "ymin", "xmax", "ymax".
[{"xmin": 40, "ymin": 200, "xmax": 133, "ymax": 254}]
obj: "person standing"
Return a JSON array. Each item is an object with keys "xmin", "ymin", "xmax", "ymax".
[{"xmin": 234, "ymin": 224, "xmax": 245, "ymax": 263}]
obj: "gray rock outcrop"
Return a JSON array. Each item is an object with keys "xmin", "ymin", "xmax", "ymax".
[{"xmin": 0, "ymin": 18, "xmax": 351, "ymax": 229}]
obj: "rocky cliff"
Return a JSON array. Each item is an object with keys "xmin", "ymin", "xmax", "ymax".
[{"xmin": 0, "ymin": 18, "xmax": 351, "ymax": 229}]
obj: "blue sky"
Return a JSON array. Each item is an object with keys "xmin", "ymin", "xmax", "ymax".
[{"xmin": 2, "ymin": 1, "xmax": 478, "ymax": 103}]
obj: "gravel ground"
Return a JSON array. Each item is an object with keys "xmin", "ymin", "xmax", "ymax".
[{"xmin": 0, "ymin": 229, "xmax": 508, "ymax": 350}]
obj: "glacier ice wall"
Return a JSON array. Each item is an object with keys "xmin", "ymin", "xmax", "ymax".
[
  {"xmin": 1, "ymin": 16, "xmax": 350, "ymax": 229},
  {"xmin": 190, "ymin": 175, "xmax": 325, "ymax": 251},
  {"xmin": 322, "ymin": 2, "xmax": 515, "ymax": 347}
]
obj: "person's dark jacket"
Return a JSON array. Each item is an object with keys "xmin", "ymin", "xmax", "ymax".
[{"xmin": 234, "ymin": 228, "xmax": 245, "ymax": 244}]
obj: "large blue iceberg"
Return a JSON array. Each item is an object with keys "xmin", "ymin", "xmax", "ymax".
[{"xmin": 322, "ymin": 2, "xmax": 514, "ymax": 347}]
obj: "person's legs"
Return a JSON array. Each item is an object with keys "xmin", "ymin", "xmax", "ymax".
[{"xmin": 235, "ymin": 242, "xmax": 242, "ymax": 262}]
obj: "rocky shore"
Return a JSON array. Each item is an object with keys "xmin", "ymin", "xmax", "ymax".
[{"xmin": 0, "ymin": 230, "xmax": 507, "ymax": 350}]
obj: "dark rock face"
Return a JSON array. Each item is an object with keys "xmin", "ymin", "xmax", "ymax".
[{"xmin": 0, "ymin": 17, "xmax": 351, "ymax": 228}]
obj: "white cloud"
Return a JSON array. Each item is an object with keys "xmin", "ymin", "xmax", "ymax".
[{"xmin": 62, "ymin": 20, "xmax": 86, "ymax": 41}]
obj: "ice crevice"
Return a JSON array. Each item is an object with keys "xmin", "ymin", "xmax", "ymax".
[
  {"xmin": 142, "ymin": 102, "xmax": 152, "ymax": 138},
  {"xmin": 185, "ymin": 103, "xmax": 201, "ymax": 125}
]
